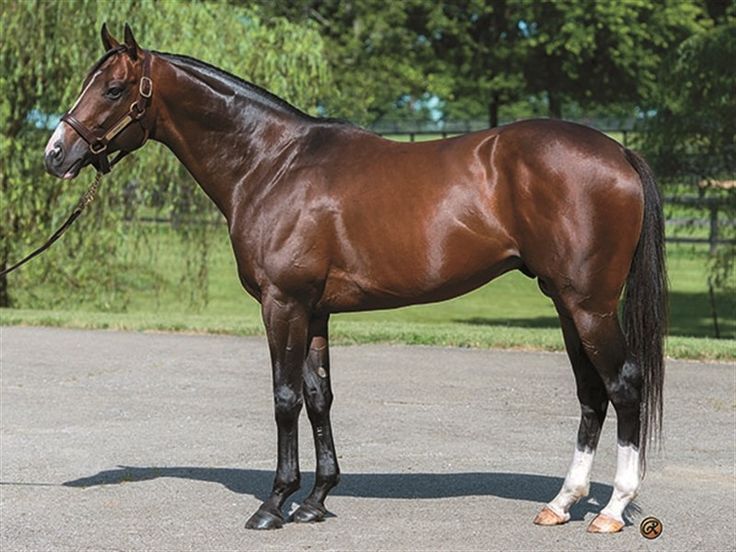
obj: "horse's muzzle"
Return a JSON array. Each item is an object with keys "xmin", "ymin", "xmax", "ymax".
[{"xmin": 45, "ymin": 141, "xmax": 86, "ymax": 180}]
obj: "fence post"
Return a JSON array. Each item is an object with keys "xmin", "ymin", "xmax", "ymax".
[{"xmin": 709, "ymin": 203, "xmax": 719, "ymax": 254}]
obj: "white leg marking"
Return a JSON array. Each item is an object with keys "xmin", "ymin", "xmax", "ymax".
[
  {"xmin": 547, "ymin": 447, "xmax": 595, "ymax": 520},
  {"xmin": 600, "ymin": 443, "xmax": 640, "ymax": 522}
]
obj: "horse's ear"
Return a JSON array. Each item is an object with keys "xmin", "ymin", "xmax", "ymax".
[
  {"xmin": 101, "ymin": 23, "xmax": 120, "ymax": 51},
  {"xmin": 123, "ymin": 23, "xmax": 141, "ymax": 60}
]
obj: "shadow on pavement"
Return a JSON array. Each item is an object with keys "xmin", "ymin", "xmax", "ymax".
[{"xmin": 63, "ymin": 466, "xmax": 615, "ymax": 521}]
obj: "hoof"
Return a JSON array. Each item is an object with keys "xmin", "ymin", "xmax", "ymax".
[
  {"xmin": 292, "ymin": 500, "xmax": 327, "ymax": 523},
  {"xmin": 533, "ymin": 506, "xmax": 568, "ymax": 526},
  {"xmin": 587, "ymin": 513, "xmax": 624, "ymax": 533},
  {"xmin": 245, "ymin": 508, "xmax": 284, "ymax": 530}
]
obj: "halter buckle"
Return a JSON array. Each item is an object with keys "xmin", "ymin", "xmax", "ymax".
[
  {"xmin": 130, "ymin": 101, "xmax": 145, "ymax": 120},
  {"xmin": 89, "ymin": 141, "xmax": 107, "ymax": 155},
  {"xmin": 139, "ymin": 76, "xmax": 152, "ymax": 98}
]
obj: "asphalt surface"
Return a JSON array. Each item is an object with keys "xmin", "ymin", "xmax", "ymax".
[{"xmin": 0, "ymin": 326, "xmax": 734, "ymax": 551}]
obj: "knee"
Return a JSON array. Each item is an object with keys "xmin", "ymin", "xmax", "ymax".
[
  {"xmin": 305, "ymin": 382, "xmax": 332, "ymax": 414},
  {"xmin": 274, "ymin": 386, "xmax": 303, "ymax": 422},
  {"xmin": 304, "ymin": 365, "xmax": 333, "ymax": 414}
]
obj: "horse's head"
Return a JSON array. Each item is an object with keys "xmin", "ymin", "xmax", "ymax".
[{"xmin": 45, "ymin": 24, "xmax": 154, "ymax": 179}]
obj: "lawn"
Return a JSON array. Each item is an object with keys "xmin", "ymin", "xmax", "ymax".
[{"xmin": 1, "ymin": 223, "xmax": 733, "ymax": 361}]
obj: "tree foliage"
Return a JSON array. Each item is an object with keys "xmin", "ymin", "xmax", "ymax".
[
  {"xmin": 0, "ymin": 0, "xmax": 332, "ymax": 308},
  {"xmin": 414, "ymin": 1, "xmax": 525, "ymax": 127},
  {"xmin": 642, "ymin": 13, "xmax": 736, "ymax": 295},
  {"xmin": 519, "ymin": 0, "xmax": 707, "ymax": 117},
  {"xmin": 259, "ymin": 0, "xmax": 711, "ymax": 124},
  {"xmin": 253, "ymin": 0, "xmax": 442, "ymax": 124}
]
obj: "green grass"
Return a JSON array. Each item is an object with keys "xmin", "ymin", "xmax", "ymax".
[
  {"xmin": 1, "ymin": 307, "xmax": 733, "ymax": 361},
  {"xmin": 117, "ymin": 228, "xmax": 733, "ymax": 339},
  {"xmin": 1, "ymin": 225, "xmax": 733, "ymax": 361}
]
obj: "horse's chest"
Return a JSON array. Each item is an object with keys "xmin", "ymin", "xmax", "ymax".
[{"xmin": 227, "ymin": 231, "xmax": 262, "ymax": 301}]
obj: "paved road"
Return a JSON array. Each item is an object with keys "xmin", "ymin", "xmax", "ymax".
[{"xmin": 0, "ymin": 326, "xmax": 733, "ymax": 551}]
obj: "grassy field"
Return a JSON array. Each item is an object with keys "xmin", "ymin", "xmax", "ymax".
[{"xmin": 1, "ymin": 223, "xmax": 733, "ymax": 361}]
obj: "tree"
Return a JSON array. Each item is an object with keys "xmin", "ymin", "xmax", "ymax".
[
  {"xmin": 410, "ymin": 1, "xmax": 526, "ymax": 127},
  {"xmin": 257, "ymin": 1, "xmax": 711, "ymax": 127},
  {"xmin": 259, "ymin": 1, "xmax": 527, "ymax": 127},
  {"xmin": 642, "ymin": 12, "xmax": 735, "ymax": 333},
  {"xmin": 0, "ymin": 0, "xmax": 333, "ymax": 308},
  {"xmin": 520, "ymin": 0, "xmax": 707, "ymax": 118},
  {"xmin": 252, "ymin": 0, "xmax": 444, "ymax": 125}
]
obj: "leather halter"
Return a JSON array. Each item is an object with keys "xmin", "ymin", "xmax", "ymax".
[{"xmin": 61, "ymin": 48, "xmax": 153, "ymax": 174}]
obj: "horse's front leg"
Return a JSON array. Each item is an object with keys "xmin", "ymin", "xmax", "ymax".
[
  {"xmin": 245, "ymin": 293, "xmax": 310, "ymax": 530},
  {"xmin": 292, "ymin": 315, "xmax": 340, "ymax": 523}
]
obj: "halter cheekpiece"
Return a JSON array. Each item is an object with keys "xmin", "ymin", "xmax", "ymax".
[{"xmin": 61, "ymin": 46, "xmax": 153, "ymax": 174}]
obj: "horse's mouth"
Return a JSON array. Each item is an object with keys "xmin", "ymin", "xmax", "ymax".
[{"xmin": 62, "ymin": 158, "xmax": 84, "ymax": 180}]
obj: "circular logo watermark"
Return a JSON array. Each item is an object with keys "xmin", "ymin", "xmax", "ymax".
[{"xmin": 640, "ymin": 516, "xmax": 663, "ymax": 539}]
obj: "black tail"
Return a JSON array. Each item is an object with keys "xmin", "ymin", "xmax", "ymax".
[{"xmin": 623, "ymin": 149, "xmax": 668, "ymax": 473}]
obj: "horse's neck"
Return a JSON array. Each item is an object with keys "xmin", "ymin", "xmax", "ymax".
[{"xmin": 150, "ymin": 54, "xmax": 309, "ymax": 219}]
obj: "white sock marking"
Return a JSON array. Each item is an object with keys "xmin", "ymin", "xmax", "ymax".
[
  {"xmin": 547, "ymin": 447, "xmax": 595, "ymax": 520},
  {"xmin": 600, "ymin": 443, "xmax": 640, "ymax": 521}
]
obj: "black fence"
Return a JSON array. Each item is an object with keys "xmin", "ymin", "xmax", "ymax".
[
  {"xmin": 371, "ymin": 117, "xmax": 641, "ymax": 146},
  {"xmin": 665, "ymin": 196, "xmax": 735, "ymax": 253},
  {"xmin": 128, "ymin": 198, "xmax": 733, "ymax": 253}
]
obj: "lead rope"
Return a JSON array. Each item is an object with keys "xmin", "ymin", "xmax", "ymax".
[{"xmin": 0, "ymin": 171, "xmax": 103, "ymax": 277}]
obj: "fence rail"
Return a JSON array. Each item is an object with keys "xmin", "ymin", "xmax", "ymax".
[
  {"xmin": 128, "ymin": 197, "xmax": 733, "ymax": 252},
  {"xmin": 376, "ymin": 128, "xmax": 637, "ymax": 146},
  {"xmin": 664, "ymin": 196, "xmax": 734, "ymax": 253},
  {"xmin": 371, "ymin": 118, "xmax": 641, "ymax": 146}
]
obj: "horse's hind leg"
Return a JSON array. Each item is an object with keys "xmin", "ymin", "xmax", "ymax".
[
  {"xmin": 292, "ymin": 315, "xmax": 341, "ymax": 523},
  {"xmin": 534, "ymin": 306, "xmax": 608, "ymax": 526},
  {"xmin": 568, "ymin": 307, "xmax": 642, "ymax": 533}
]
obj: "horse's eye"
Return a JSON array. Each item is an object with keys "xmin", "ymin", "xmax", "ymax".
[{"xmin": 106, "ymin": 86, "xmax": 124, "ymax": 100}]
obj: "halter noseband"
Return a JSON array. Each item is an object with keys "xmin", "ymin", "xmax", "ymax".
[{"xmin": 61, "ymin": 48, "xmax": 153, "ymax": 174}]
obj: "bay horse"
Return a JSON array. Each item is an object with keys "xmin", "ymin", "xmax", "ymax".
[{"xmin": 43, "ymin": 25, "xmax": 666, "ymax": 533}]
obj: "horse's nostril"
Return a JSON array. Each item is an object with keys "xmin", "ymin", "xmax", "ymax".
[{"xmin": 45, "ymin": 141, "xmax": 65, "ymax": 170}]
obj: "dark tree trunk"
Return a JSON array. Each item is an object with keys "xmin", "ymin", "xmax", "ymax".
[
  {"xmin": 0, "ymin": 271, "xmax": 9, "ymax": 308},
  {"xmin": 1, "ymin": 175, "xmax": 12, "ymax": 307},
  {"xmin": 0, "ymin": 242, "xmax": 10, "ymax": 307},
  {"xmin": 488, "ymin": 92, "xmax": 500, "ymax": 128},
  {"xmin": 548, "ymin": 89, "xmax": 562, "ymax": 118}
]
